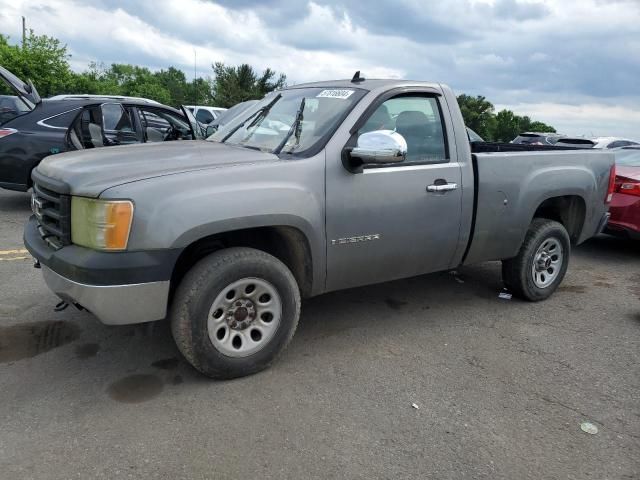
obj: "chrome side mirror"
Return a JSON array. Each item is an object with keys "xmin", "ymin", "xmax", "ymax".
[{"xmin": 351, "ymin": 130, "xmax": 407, "ymax": 164}]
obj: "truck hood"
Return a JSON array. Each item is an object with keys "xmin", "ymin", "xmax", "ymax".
[{"xmin": 36, "ymin": 141, "xmax": 278, "ymax": 197}]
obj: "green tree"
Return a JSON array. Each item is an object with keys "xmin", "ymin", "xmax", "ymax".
[
  {"xmin": 68, "ymin": 61, "xmax": 122, "ymax": 95},
  {"xmin": 528, "ymin": 120, "xmax": 556, "ymax": 133},
  {"xmin": 493, "ymin": 109, "xmax": 527, "ymax": 142},
  {"xmin": 456, "ymin": 94, "xmax": 496, "ymax": 140},
  {"xmin": 186, "ymin": 77, "xmax": 216, "ymax": 107},
  {"xmin": 211, "ymin": 62, "xmax": 286, "ymax": 108},
  {"xmin": 0, "ymin": 31, "xmax": 73, "ymax": 97}
]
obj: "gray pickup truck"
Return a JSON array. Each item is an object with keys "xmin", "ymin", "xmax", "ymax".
[{"xmin": 24, "ymin": 77, "xmax": 615, "ymax": 378}]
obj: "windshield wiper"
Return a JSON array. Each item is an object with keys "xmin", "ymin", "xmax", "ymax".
[
  {"xmin": 220, "ymin": 93, "xmax": 282, "ymax": 143},
  {"xmin": 273, "ymin": 97, "xmax": 305, "ymax": 155}
]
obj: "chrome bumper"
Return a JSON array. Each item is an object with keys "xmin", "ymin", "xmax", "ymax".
[{"xmin": 42, "ymin": 265, "xmax": 170, "ymax": 325}]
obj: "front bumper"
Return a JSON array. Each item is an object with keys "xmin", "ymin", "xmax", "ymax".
[
  {"xmin": 24, "ymin": 216, "xmax": 181, "ymax": 325},
  {"xmin": 42, "ymin": 265, "xmax": 170, "ymax": 325}
]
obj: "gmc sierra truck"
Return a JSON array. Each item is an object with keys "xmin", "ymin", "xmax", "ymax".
[{"xmin": 24, "ymin": 77, "xmax": 615, "ymax": 379}]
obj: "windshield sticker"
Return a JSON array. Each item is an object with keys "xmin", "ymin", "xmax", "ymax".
[{"xmin": 316, "ymin": 89, "xmax": 354, "ymax": 100}]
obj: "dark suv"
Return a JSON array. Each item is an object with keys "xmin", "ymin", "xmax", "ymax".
[{"xmin": 0, "ymin": 66, "xmax": 202, "ymax": 192}]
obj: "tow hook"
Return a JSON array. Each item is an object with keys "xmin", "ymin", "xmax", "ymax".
[
  {"xmin": 33, "ymin": 258, "xmax": 41, "ymax": 269},
  {"xmin": 54, "ymin": 300, "xmax": 69, "ymax": 312},
  {"xmin": 54, "ymin": 300, "xmax": 85, "ymax": 312}
]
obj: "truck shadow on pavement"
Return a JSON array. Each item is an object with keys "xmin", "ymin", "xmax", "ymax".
[
  {"xmin": 574, "ymin": 234, "xmax": 639, "ymax": 261},
  {"xmin": 2, "ymin": 233, "xmax": 636, "ymax": 404}
]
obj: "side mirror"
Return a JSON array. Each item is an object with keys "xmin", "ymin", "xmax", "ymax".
[
  {"xmin": 205, "ymin": 124, "xmax": 217, "ymax": 137},
  {"xmin": 350, "ymin": 130, "xmax": 407, "ymax": 165}
]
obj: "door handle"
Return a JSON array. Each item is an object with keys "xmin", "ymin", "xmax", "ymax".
[{"xmin": 427, "ymin": 183, "xmax": 458, "ymax": 192}]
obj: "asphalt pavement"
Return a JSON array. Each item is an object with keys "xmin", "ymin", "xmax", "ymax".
[{"xmin": 0, "ymin": 187, "xmax": 638, "ymax": 479}]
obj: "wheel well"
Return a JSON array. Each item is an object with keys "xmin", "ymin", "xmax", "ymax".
[
  {"xmin": 170, "ymin": 226, "xmax": 313, "ymax": 301},
  {"xmin": 532, "ymin": 195, "xmax": 586, "ymax": 243}
]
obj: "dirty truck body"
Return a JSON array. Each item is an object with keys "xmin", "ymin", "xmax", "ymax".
[{"xmin": 24, "ymin": 79, "xmax": 614, "ymax": 378}]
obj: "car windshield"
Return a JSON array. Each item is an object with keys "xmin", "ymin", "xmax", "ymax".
[
  {"xmin": 210, "ymin": 87, "xmax": 365, "ymax": 155},
  {"xmin": 615, "ymin": 150, "xmax": 640, "ymax": 167}
]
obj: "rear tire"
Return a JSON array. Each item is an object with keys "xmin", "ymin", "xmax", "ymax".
[
  {"xmin": 170, "ymin": 247, "xmax": 301, "ymax": 379},
  {"xmin": 502, "ymin": 218, "xmax": 570, "ymax": 301}
]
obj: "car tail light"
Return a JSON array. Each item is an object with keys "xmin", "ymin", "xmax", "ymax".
[
  {"xmin": 0, "ymin": 128, "xmax": 18, "ymax": 139},
  {"xmin": 605, "ymin": 164, "xmax": 616, "ymax": 203},
  {"xmin": 615, "ymin": 175, "xmax": 640, "ymax": 197}
]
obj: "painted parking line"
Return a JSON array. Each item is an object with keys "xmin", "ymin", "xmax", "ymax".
[
  {"xmin": 0, "ymin": 256, "xmax": 30, "ymax": 262},
  {"xmin": 0, "ymin": 249, "xmax": 28, "ymax": 256}
]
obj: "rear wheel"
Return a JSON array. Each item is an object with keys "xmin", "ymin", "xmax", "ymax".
[
  {"xmin": 502, "ymin": 218, "xmax": 570, "ymax": 301},
  {"xmin": 170, "ymin": 247, "xmax": 301, "ymax": 379}
]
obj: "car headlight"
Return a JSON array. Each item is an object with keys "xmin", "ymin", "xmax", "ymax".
[{"xmin": 71, "ymin": 197, "xmax": 134, "ymax": 251}]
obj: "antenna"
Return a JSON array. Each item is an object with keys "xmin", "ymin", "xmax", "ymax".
[
  {"xmin": 22, "ymin": 16, "xmax": 26, "ymax": 48},
  {"xmin": 351, "ymin": 71, "xmax": 365, "ymax": 83}
]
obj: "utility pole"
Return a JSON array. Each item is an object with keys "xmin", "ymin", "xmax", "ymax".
[
  {"xmin": 22, "ymin": 16, "xmax": 26, "ymax": 47},
  {"xmin": 193, "ymin": 48, "xmax": 198, "ymax": 107}
]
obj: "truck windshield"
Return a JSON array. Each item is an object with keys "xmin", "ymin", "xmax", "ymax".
[{"xmin": 209, "ymin": 87, "xmax": 366, "ymax": 155}]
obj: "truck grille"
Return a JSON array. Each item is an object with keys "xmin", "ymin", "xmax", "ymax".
[{"xmin": 31, "ymin": 182, "xmax": 71, "ymax": 250}]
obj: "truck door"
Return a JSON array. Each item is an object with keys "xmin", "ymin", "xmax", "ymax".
[{"xmin": 325, "ymin": 94, "xmax": 463, "ymax": 291}]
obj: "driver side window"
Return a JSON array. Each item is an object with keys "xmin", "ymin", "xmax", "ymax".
[
  {"xmin": 139, "ymin": 108, "xmax": 193, "ymax": 142},
  {"xmin": 358, "ymin": 96, "xmax": 448, "ymax": 164}
]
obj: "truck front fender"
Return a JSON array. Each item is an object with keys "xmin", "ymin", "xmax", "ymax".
[{"xmin": 101, "ymin": 158, "xmax": 327, "ymax": 294}]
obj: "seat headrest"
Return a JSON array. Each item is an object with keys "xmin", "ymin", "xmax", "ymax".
[{"xmin": 395, "ymin": 111, "xmax": 429, "ymax": 131}]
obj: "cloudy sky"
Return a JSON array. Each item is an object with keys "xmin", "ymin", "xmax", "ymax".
[{"xmin": 1, "ymin": 0, "xmax": 639, "ymax": 137}]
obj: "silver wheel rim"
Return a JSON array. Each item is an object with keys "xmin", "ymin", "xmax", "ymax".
[
  {"xmin": 531, "ymin": 238, "xmax": 563, "ymax": 288},
  {"xmin": 207, "ymin": 277, "xmax": 282, "ymax": 358}
]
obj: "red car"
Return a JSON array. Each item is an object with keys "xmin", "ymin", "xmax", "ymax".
[{"xmin": 606, "ymin": 147, "xmax": 640, "ymax": 239}]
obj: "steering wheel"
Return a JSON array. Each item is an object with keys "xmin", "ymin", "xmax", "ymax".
[{"xmin": 163, "ymin": 125, "xmax": 180, "ymax": 141}]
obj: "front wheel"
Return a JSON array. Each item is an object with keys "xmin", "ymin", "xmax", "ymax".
[
  {"xmin": 502, "ymin": 218, "xmax": 571, "ymax": 301},
  {"xmin": 170, "ymin": 247, "xmax": 301, "ymax": 379}
]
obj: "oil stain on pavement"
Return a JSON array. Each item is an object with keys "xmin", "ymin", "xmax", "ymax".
[
  {"xmin": 107, "ymin": 374, "xmax": 164, "ymax": 403},
  {"xmin": 74, "ymin": 342, "xmax": 100, "ymax": 359},
  {"xmin": 0, "ymin": 320, "xmax": 81, "ymax": 363}
]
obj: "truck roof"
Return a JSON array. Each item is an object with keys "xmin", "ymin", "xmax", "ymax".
[{"xmin": 289, "ymin": 78, "xmax": 442, "ymax": 92}]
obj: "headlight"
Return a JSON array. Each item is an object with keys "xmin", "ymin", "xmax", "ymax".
[{"xmin": 71, "ymin": 197, "xmax": 134, "ymax": 251}]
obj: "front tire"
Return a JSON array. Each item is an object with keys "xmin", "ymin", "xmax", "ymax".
[
  {"xmin": 170, "ymin": 247, "xmax": 301, "ymax": 379},
  {"xmin": 502, "ymin": 218, "xmax": 571, "ymax": 301}
]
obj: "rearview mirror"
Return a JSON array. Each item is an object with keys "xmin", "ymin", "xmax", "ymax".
[{"xmin": 350, "ymin": 130, "xmax": 407, "ymax": 164}]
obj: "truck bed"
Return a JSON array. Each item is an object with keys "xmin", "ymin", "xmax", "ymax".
[{"xmin": 462, "ymin": 149, "xmax": 614, "ymax": 265}]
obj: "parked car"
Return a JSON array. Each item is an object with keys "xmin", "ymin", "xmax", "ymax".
[
  {"xmin": 512, "ymin": 132, "xmax": 565, "ymax": 145},
  {"xmin": 591, "ymin": 137, "xmax": 640, "ymax": 149},
  {"xmin": 205, "ymin": 100, "xmax": 259, "ymax": 134},
  {"xmin": 605, "ymin": 147, "xmax": 640, "ymax": 239},
  {"xmin": 0, "ymin": 66, "xmax": 203, "ymax": 192},
  {"xmin": 555, "ymin": 136, "xmax": 640, "ymax": 149},
  {"xmin": 25, "ymin": 77, "xmax": 614, "ymax": 379},
  {"xmin": 184, "ymin": 105, "xmax": 227, "ymax": 125},
  {"xmin": 0, "ymin": 94, "xmax": 30, "ymax": 124},
  {"xmin": 554, "ymin": 137, "xmax": 597, "ymax": 148}
]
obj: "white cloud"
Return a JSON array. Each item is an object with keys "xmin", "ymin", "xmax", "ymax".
[
  {"xmin": 496, "ymin": 102, "xmax": 640, "ymax": 139},
  {"xmin": 1, "ymin": 0, "xmax": 638, "ymax": 137}
]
